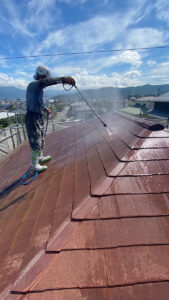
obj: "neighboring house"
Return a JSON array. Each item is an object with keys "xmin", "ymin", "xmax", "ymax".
[
  {"xmin": 136, "ymin": 93, "xmax": 169, "ymax": 119},
  {"xmin": 0, "ymin": 112, "xmax": 169, "ymax": 299},
  {"xmin": 122, "ymin": 96, "xmax": 155, "ymax": 116},
  {"xmin": 0, "ymin": 112, "xmax": 15, "ymax": 120},
  {"xmin": 149, "ymin": 92, "xmax": 169, "ymax": 119},
  {"xmin": 67, "ymin": 101, "xmax": 93, "ymax": 120},
  {"xmin": 0, "ymin": 102, "xmax": 13, "ymax": 110},
  {"xmin": 135, "ymin": 96, "xmax": 155, "ymax": 111}
]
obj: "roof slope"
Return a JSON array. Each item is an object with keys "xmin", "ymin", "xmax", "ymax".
[{"xmin": 0, "ymin": 112, "xmax": 169, "ymax": 299}]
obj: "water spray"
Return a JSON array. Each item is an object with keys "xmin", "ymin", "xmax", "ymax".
[
  {"xmin": 74, "ymin": 85, "xmax": 113, "ymax": 136},
  {"xmin": 74, "ymin": 86, "xmax": 107, "ymax": 127},
  {"xmin": 63, "ymin": 84, "xmax": 114, "ymax": 135}
]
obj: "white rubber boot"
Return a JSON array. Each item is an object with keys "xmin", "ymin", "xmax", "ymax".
[
  {"xmin": 39, "ymin": 152, "xmax": 51, "ymax": 164},
  {"xmin": 31, "ymin": 150, "xmax": 48, "ymax": 172}
]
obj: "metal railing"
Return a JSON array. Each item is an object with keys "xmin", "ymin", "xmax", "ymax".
[
  {"xmin": 0, "ymin": 118, "xmax": 76, "ymax": 161},
  {"xmin": 0, "ymin": 123, "xmax": 27, "ymax": 160}
]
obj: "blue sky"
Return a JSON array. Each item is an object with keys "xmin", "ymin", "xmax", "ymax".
[{"xmin": 0, "ymin": 0, "xmax": 169, "ymax": 90}]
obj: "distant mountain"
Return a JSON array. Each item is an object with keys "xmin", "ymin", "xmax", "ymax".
[
  {"xmin": 119, "ymin": 84, "xmax": 169, "ymax": 98},
  {"xmin": 0, "ymin": 86, "xmax": 26, "ymax": 100},
  {"xmin": 0, "ymin": 86, "xmax": 59, "ymax": 100},
  {"xmin": 1, "ymin": 83, "xmax": 169, "ymax": 100},
  {"xmin": 52, "ymin": 84, "xmax": 169, "ymax": 103}
]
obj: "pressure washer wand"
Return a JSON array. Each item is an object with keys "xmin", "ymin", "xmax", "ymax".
[{"xmin": 74, "ymin": 85, "xmax": 107, "ymax": 128}]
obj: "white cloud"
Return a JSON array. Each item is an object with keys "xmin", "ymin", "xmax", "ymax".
[
  {"xmin": 125, "ymin": 70, "xmax": 141, "ymax": 77},
  {"xmin": 112, "ymin": 51, "xmax": 142, "ymax": 66},
  {"xmin": 160, "ymin": 62, "xmax": 169, "ymax": 67},
  {"xmin": 0, "ymin": 0, "xmax": 33, "ymax": 37},
  {"xmin": 35, "ymin": 7, "xmax": 149, "ymax": 54},
  {"xmin": 124, "ymin": 28, "xmax": 168, "ymax": 48},
  {"xmin": 147, "ymin": 60, "xmax": 156, "ymax": 65},
  {"xmin": 15, "ymin": 71, "xmax": 29, "ymax": 76},
  {"xmin": 44, "ymin": 50, "xmax": 142, "ymax": 80},
  {"xmin": 0, "ymin": 56, "xmax": 9, "ymax": 68},
  {"xmin": 0, "ymin": 0, "xmax": 59, "ymax": 38},
  {"xmin": 27, "ymin": 0, "xmax": 55, "ymax": 11},
  {"xmin": 92, "ymin": 51, "xmax": 142, "ymax": 72},
  {"xmin": 58, "ymin": 0, "xmax": 88, "ymax": 5},
  {"xmin": 1, "ymin": 0, "xmax": 169, "ymax": 90},
  {"xmin": 28, "ymin": 1, "xmax": 168, "ymax": 64},
  {"xmin": 74, "ymin": 69, "xmax": 143, "ymax": 89},
  {"xmin": 0, "ymin": 73, "xmax": 28, "ymax": 89},
  {"xmin": 52, "ymin": 65, "xmax": 84, "ymax": 76},
  {"xmin": 26, "ymin": 0, "xmax": 59, "ymax": 32},
  {"xmin": 141, "ymin": 60, "xmax": 169, "ymax": 84},
  {"xmin": 39, "ymin": 30, "xmax": 66, "ymax": 50},
  {"xmin": 155, "ymin": 0, "xmax": 169, "ymax": 26},
  {"xmin": 152, "ymin": 61, "xmax": 169, "ymax": 74},
  {"xmin": 36, "ymin": 15, "xmax": 118, "ymax": 53},
  {"xmin": 76, "ymin": 51, "xmax": 142, "ymax": 74}
]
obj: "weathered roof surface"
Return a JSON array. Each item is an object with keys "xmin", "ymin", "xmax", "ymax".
[{"xmin": 0, "ymin": 112, "xmax": 169, "ymax": 299}]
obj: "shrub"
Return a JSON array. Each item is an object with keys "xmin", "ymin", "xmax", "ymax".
[{"xmin": 0, "ymin": 118, "xmax": 9, "ymax": 128}]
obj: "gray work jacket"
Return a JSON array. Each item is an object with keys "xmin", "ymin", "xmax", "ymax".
[{"xmin": 26, "ymin": 76, "xmax": 63, "ymax": 115}]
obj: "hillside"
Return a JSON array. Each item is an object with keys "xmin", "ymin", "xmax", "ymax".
[
  {"xmin": 0, "ymin": 86, "xmax": 26, "ymax": 100},
  {"xmin": 0, "ymin": 83, "xmax": 169, "ymax": 100},
  {"xmin": 52, "ymin": 84, "xmax": 169, "ymax": 104}
]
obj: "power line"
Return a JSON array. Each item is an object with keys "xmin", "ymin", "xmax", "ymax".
[{"xmin": 0, "ymin": 45, "xmax": 169, "ymax": 60}]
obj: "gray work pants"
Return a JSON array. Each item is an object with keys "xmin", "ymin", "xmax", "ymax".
[{"xmin": 25, "ymin": 111, "xmax": 44, "ymax": 151}]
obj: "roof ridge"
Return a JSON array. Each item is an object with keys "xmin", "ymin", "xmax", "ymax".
[{"xmin": 115, "ymin": 111, "xmax": 165, "ymax": 130}]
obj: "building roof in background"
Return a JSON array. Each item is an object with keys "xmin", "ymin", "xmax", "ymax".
[
  {"xmin": 136, "ymin": 92, "xmax": 169, "ymax": 103},
  {"xmin": 136, "ymin": 96, "xmax": 156, "ymax": 102},
  {"xmin": 0, "ymin": 112, "xmax": 169, "ymax": 299},
  {"xmin": 156, "ymin": 92, "xmax": 169, "ymax": 102},
  {"xmin": 0, "ymin": 112, "xmax": 15, "ymax": 120}
]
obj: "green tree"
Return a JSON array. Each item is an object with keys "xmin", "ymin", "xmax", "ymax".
[{"xmin": 0, "ymin": 118, "xmax": 9, "ymax": 128}]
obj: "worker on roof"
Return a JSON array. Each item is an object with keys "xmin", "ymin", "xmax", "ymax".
[{"xmin": 25, "ymin": 65, "xmax": 76, "ymax": 172}]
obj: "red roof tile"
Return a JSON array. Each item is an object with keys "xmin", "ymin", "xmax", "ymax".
[
  {"xmin": 63, "ymin": 217, "xmax": 169, "ymax": 250},
  {"xmin": 29, "ymin": 246, "xmax": 169, "ymax": 290},
  {"xmin": 105, "ymin": 246, "xmax": 169, "ymax": 285},
  {"xmin": 0, "ymin": 112, "xmax": 169, "ymax": 299},
  {"xmin": 98, "ymin": 194, "xmax": 169, "ymax": 219},
  {"xmin": 30, "ymin": 250, "xmax": 108, "ymax": 290}
]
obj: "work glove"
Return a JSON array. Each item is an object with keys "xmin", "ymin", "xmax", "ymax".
[
  {"xmin": 62, "ymin": 76, "xmax": 76, "ymax": 86},
  {"xmin": 45, "ymin": 108, "xmax": 51, "ymax": 115}
]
